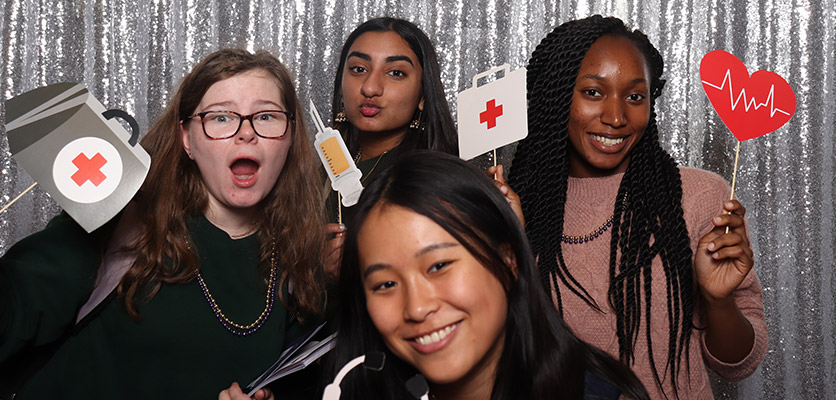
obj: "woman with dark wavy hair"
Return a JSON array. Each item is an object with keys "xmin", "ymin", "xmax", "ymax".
[
  {"xmin": 508, "ymin": 16, "xmax": 767, "ymax": 398},
  {"xmin": 330, "ymin": 151, "xmax": 648, "ymax": 400},
  {"xmin": 0, "ymin": 49, "xmax": 325, "ymax": 399},
  {"xmin": 324, "ymin": 18, "xmax": 458, "ymax": 274}
]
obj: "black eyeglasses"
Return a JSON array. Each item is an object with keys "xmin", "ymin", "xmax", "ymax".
[{"xmin": 183, "ymin": 110, "xmax": 294, "ymax": 140}]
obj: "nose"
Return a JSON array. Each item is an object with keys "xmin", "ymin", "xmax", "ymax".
[
  {"xmin": 360, "ymin": 72, "xmax": 382, "ymax": 98},
  {"xmin": 601, "ymin": 98, "xmax": 627, "ymax": 128},
  {"xmin": 236, "ymin": 117, "xmax": 258, "ymax": 142},
  {"xmin": 402, "ymin": 278, "xmax": 438, "ymax": 322}
]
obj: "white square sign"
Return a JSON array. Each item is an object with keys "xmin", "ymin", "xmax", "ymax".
[{"xmin": 457, "ymin": 65, "xmax": 528, "ymax": 160}]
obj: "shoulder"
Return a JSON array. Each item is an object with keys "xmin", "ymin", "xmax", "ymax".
[
  {"xmin": 677, "ymin": 166, "xmax": 731, "ymax": 239},
  {"xmin": 678, "ymin": 166, "xmax": 730, "ymax": 199}
]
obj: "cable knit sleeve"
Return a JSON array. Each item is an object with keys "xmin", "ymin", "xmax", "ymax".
[{"xmin": 679, "ymin": 167, "xmax": 768, "ymax": 381}]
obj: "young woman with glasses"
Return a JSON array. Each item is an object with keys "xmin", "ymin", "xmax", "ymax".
[{"xmin": 0, "ymin": 49, "xmax": 325, "ymax": 399}]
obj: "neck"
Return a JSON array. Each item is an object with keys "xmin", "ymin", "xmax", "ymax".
[
  {"xmin": 431, "ymin": 380, "xmax": 493, "ymax": 400},
  {"xmin": 204, "ymin": 202, "xmax": 258, "ymax": 239},
  {"xmin": 357, "ymin": 128, "xmax": 406, "ymax": 161}
]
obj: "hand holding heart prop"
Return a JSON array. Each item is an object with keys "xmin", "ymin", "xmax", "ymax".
[{"xmin": 700, "ymin": 50, "xmax": 796, "ymax": 231}]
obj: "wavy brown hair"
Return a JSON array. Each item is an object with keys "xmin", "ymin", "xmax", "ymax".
[{"xmin": 120, "ymin": 48, "xmax": 325, "ymax": 321}]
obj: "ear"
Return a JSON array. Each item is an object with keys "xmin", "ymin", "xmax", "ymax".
[
  {"xmin": 180, "ymin": 121, "xmax": 194, "ymax": 160},
  {"xmin": 418, "ymin": 96, "xmax": 424, "ymax": 112},
  {"xmin": 501, "ymin": 245, "xmax": 518, "ymax": 279}
]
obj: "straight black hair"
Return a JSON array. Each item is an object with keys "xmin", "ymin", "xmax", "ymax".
[
  {"xmin": 330, "ymin": 17, "xmax": 458, "ymax": 157},
  {"xmin": 330, "ymin": 151, "xmax": 648, "ymax": 400}
]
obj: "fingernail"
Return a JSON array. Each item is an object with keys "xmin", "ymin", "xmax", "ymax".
[
  {"xmin": 726, "ymin": 201, "xmax": 734, "ymax": 208},
  {"xmin": 339, "ymin": 223, "xmax": 346, "ymax": 231},
  {"xmin": 713, "ymin": 216, "xmax": 722, "ymax": 224},
  {"xmin": 707, "ymin": 242, "xmax": 715, "ymax": 251}
]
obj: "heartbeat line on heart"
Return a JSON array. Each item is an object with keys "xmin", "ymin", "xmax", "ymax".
[{"xmin": 702, "ymin": 69, "xmax": 791, "ymax": 117}]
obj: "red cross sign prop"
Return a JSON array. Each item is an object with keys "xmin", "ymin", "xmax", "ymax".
[
  {"xmin": 457, "ymin": 64, "xmax": 528, "ymax": 160},
  {"xmin": 4, "ymin": 82, "xmax": 151, "ymax": 232}
]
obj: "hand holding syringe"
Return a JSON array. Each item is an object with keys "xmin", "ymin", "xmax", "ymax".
[{"xmin": 309, "ymin": 101, "xmax": 364, "ymax": 208}]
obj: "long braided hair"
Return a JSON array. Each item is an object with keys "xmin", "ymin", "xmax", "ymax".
[{"xmin": 509, "ymin": 15, "xmax": 694, "ymax": 397}]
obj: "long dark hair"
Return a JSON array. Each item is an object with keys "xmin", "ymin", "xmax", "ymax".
[
  {"xmin": 509, "ymin": 15, "xmax": 693, "ymax": 397},
  {"xmin": 330, "ymin": 17, "xmax": 458, "ymax": 156},
  {"xmin": 331, "ymin": 151, "xmax": 647, "ymax": 400}
]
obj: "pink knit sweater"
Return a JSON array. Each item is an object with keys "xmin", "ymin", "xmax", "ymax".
[{"xmin": 557, "ymin": 167, "xmax": 768, "ymax": 399}]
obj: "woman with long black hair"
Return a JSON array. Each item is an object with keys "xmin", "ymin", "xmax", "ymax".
[
  {"xmin": 324, "ymin": 18, "xmax": 459, "ymax": 275},
  {"xmin": 509, "ymin": 15, "xmax": 768, "ymax": 398},
  {"xmin": 330, "ymin": 151, "xmax": 648, "ymax": 400}
]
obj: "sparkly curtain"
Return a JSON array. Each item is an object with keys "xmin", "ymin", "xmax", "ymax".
[{"xmin": 0, "ymin": 0, "xmax": 833, "ymax": 398}]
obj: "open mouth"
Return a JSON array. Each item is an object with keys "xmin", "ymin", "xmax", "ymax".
[
  {"xmin": 231, "ymin": 158, "xmax": 260, "ymax": 181},
  {"xmin": 412, "ymin": 322, "xmax": 460, "ymax": 346},
  {"xmin": 589, "ymin": 133, "xmax": 626, "ymax": 146}
]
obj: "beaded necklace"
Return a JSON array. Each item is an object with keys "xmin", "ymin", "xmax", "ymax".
[
  {"xmin": 561, "ymin": 195, "xmax": 627, "ymax": 245},
  {"xmin": 189, "ymin": 237, "xmax": 278, "ymax": 336}
]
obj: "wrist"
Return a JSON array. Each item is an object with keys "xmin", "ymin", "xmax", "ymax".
[{"xmin": 699, "ymin": 288, "xmax": 737, "ymax": 310}]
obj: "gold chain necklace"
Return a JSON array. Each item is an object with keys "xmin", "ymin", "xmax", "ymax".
[{"xmin": 188, "ymin": 237, "xmax": 278, "ymax": 336}]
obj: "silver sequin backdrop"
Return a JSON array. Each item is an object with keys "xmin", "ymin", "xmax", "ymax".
[{"xmin": 0, "ymin": 0, "xmax": 834, "ymax": 398}]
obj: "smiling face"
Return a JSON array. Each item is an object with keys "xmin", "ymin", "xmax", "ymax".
[
  {"xmin": 181, "ymin": 68, "xmax": 292, "ymax": 218},
  {"xmin": 340, "ymin": 31, "xmax": 424, "ymax": 141},
  {"xmin": 567, "ymin": 35, "xmax": 652, "ymax": 178},
  {"xmin": 357, "ymin": 204, "xmax": 507, "ymax": 393}
]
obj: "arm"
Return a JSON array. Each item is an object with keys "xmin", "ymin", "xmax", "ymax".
[
  {"xmin": 694, "ymin": 200, "xmax": 767, "ymax": 379},
  {"xmin": 0, "ymin": 213, "xmax": 103, "ymax": 361}
]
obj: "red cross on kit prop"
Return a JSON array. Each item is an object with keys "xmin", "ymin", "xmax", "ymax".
[
  {"xmin": 457, "ymin": 64, "xmax": 528, "ymax": 161},
  {"xmin": 71, "ymin": 152, "xmax": 108, "ymax": 186},
  {"xmin": 3, "ymin": 82, "xmax": 151, "ymax": 232},
  {"xmin": 479, "ymin": 99, "xmax": 504, "ymax": 129}
]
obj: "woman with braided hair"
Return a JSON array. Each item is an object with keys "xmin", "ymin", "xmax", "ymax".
[{"xmin": 508, "ymin": 16, "xmax": 767, "ymax": 399}]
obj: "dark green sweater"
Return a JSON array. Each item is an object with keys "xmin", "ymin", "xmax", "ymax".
[{"xmin": 0, "ymin": 213, "xmax": 311, "ymax": 399}]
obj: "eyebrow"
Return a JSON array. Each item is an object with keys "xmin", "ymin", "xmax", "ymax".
[
  {"xmin": 579, "ymin": 74, "xmax": 647, "ymax": 85},
  {"xmin": 361, "ymin": 242, "xmax": 459, "ymax": 280},
  {"xmin": 202, "ymin": 100, "xmax": 283, "ymax": 111},
  {"xmin": 347, "ymin": 51, "xmax": 415, "ymax": 67}
]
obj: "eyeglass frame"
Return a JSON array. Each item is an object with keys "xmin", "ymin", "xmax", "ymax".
[{"xmin": 182, "ymin": 110, "xmax": 295, "ymax": 140}]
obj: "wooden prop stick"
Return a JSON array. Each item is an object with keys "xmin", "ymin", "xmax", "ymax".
[
  {"xmin": 337, "ymin": 193, "xmax": 343, "ymax": 224},
  {"xmin": 725, "ymin": 140, "xmax": 741, "ymax": 234},
  {"xmin": 0, "ymin": 182, "xmax": 38, "ymax": 215}
]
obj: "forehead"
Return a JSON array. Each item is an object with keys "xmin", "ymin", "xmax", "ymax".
[
  {"xmin": 358, "ymin": 204, "xmax": 449, "ymax": 249},
  {"xmin": 578, "ymin": 35, "xmax": 650, "ymax": 80},
  {"xmin": 347, "ymin": 31, "xmax": 419, "ymax": 62},
  {"xmin": 200, "ymin": 68, "xmax": 284, "ymax": 106}
]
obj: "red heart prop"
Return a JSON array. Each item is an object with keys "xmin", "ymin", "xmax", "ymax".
[{"xmin": 700, "ymin": 50, "xmax": 796, "ymax": 141}]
